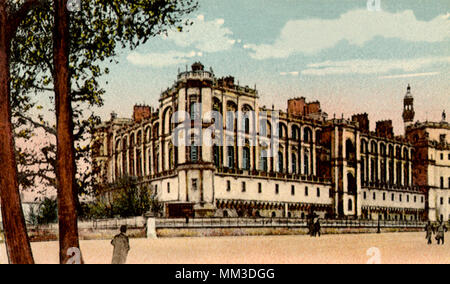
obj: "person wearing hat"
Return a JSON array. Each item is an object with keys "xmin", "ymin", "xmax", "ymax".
[{"xmin": 111, "ymin": 225, "xmax": 130, "ymax": 264}]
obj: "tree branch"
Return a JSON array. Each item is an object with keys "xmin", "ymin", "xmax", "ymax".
[{"xmin": 6, "ymin": 0, "xmax": 41, "ymax": 41}]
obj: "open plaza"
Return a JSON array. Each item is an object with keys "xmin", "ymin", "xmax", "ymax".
[{"xmin": 1, "ymin": 232, "xmax": 448, "ymax": 264}]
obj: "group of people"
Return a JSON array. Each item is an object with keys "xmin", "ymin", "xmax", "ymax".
[{"xmin": 425, "ymin": 221, "xmax": 448, "ymax": 245}]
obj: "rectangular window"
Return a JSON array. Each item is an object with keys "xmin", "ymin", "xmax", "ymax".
[
  {"xmin": 407, "ymin": 195, "xmax": 409, "ymax": 203},
  {"xmin": 421, "ymin": 196, "xmax": 424, "ymax": 203},
  {"xmin": 291, "ymin": 185, "xmax": 295, "ymax": 196},
  {"xmin": 373, "ymin": 192, "xmax": 376, "ymax": 200},
  {"xmin": 192, "ymin": 179, "xmax": 198, "ymax": 191},
  {"xmin": 305, "ymin": 186, "xmax": 309, "ymax": 196},
  {"xmin": 167, "ymin": 183, "xmax": 170, "ymax": 193},
  {"xmin": 392, "ymin": 194, "xmax": 395, "ymax": 202},
  {"xmin": 329, "ymin": 188, "xmax": 333, "ymax": 198},
  {"xmin": 155, "ymin": 185, "xmax": 158, "ymax": 195},
  {"xmin": 440, "ymin": 197, "xmax": 444, "ymax": 205},
  {"xmin": 400, "ymin": 194, "xmax": 402, "ymax": 202},
  {"xmin": 226, "ymin": 180, "xmax": 231, "ymax": 192},
  {"xmin": 275, "ymin": 184, "xmax": 279, "ymax": 195},
  {"xmin": 383, "ymin": 193, "xmax": 386, "ymax": 201},
  {"xmin": 364, "ymin": 192, "xmax": 367, "ymax": 200},
  {"xmin": 258, "ymin": 183, "xmax": 262, "ymax": 193},
  {"xmin": 317, "ymin": 188, "xmax": 320, "ymax": 197},
  {"xmin": 242, "ymin": 182, "xmax": 246, "ymax": 192},
  {"xmin": 441, "ymin": 177, "xmax": 444, "ymax": 189},
  {"xmin": 414, "ymin": 196, "xmax": 417, "ymax": 203}
]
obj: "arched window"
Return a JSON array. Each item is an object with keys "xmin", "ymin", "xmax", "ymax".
[
  {"xmin": 347, "ymin": 173, "xmax": 356, "ymax": 194},
  {"xmin": 122, "ymin": 138, "xmax": 128, "ymax": 176},
  {"xmin": 190, "ymin": 101, "xmax": 201, "ymax": 121},
  {"xmin": 242, "ymin": 105, "xmax": 252, "ymax": 134},
  {"xmin": 243, "ymin": 147, "xmax": 250, "ymax": 170},
  {"xmin": 226, "ymin": 101, "xmax": 237, "ymax": 131},
  {"xmin": 278, "ymin": 151, "xmax": 284, "ymax": 173},
  {"xmin": 227, "ymin": 146, "xmax": 235, "ymax": 168},
  {"xmin": 212, "ymin": 97, "xmax": 222, "ymax": 114},
  {"xmin": 292, "ymin": 125, "xmax": 300, "ymax": 140},
  {"xmin": 115, "ymin": 140, "xmax": 121, "ymax": 179},
  {"xmin": 346, "ymin": 139, "xmax": 355, "ymax": 160},
  {"xmin": 291, "ymin": 153, "xmax": 297, "ymax": 174},
  {"xmin": 168, "ymin": 143, "xmax": 174, "ymax": 169},
  {"xmin": 278, "ymin": 123, "xmax": 286, "ymax": 139},
  {"xmin": 259, "ymin": 120, "xmax": 268, "ymax": 137},
  {"xmin": 371, "ymin": 141, "xmax": 378, "ymax": 154},
  {"xmin": 304, "ymin": 151, "xmax": 309, "ymax": 176},
  {"xmin": 304, "ymin": 127, "xmax": 312, "ymax": 143},
  {"xmin": 396, "ymin": 161, "xmax": 402, "ymax": 185},
  {"xmin": 260, "ymin": 149, "xmax": 268, "ymax": 172},
  {"xmin": 129, "ymin": 134, "xmax": 135, "ymax": 176},
  {"xmin": 361, "ymin": 158, "xmax": 365, "ymax": 183},
  {"xmin": 190, "ymin": 136, "xmax": 199, "ymax": 163},
  {"xmin": 243, "ymin": 116, "xmax": 250, "ymax": 134},
  {"xmin": 213, "ymin": 145, "xmax": 220, "ymax": 168}
]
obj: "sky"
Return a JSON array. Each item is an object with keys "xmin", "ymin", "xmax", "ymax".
[{"xmin": 97, "ymin": 0, "xmax": 449, "ymax": 135}]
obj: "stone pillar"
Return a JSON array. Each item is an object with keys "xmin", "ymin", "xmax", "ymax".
[{"xmin": 146, "ymin": 217, "xmax": 157, "ymax": 239}]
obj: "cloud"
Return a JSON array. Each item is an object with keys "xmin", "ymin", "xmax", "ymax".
[
  {"xmin": 301, "ymin": 57, "xmax": 450, "ymax": 76},
  {"xmin": 280, "ymin": 71, "xmax": 299, "ymax": 76},
  {"xmin": 127, "ymin": 51, "xmax": 203, "ymax": 67},
  {"xmin": 378, "ymin": 72, "xmax": 440, "ymax": 79},
  {"xmin": 245, "ymin": 10, "xmax": 450, "ymax": 59},
  {"xmin": 165, "ymin": 14, "xmax": 236, "ymax": 53}
]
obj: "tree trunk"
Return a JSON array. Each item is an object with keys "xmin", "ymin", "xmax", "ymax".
[
  {"xmin": 0, "ymin": 1, "xmax": 34, "ymax": 264},
  {"xmin": 53, "ymin": 0, "xmax": 82, "ymax": 264}
]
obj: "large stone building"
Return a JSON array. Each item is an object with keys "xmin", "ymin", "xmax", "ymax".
[{"xmin": 92, "ymin": 63, "xmax": 449, "ymax": 221}]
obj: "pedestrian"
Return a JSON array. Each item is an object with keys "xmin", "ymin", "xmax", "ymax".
[
  {"xmin": 435, "ymin": 221, "xmax": 448, "ymax": 245},
  {"xmin": 308, "ymin": 219, "xmax": 315, "ymax": 237},
  {"xmin": 111, "ymin": 225, "xmax": 130, "ymax": 264},
  {"xmin": 425, "ymin": 221, "xmax": 433, "ymax": 245},
  {"xmin": 314, "ymin": 219, "xmax": 321, "ymax": 237}
]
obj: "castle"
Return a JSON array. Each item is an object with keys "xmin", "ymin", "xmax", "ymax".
[{"xmin": 92, "ymin": 63, "xmax": 450, "ymax": 222}]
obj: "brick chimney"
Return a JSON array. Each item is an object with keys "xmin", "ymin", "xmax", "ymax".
[
  {"xmin": 352, "ymin": 113, "xmax": 370, "ymax": 134},
  {"xmin": 287, "ymin": 97, "xmax": 306, "ymax": 116},
  {"xmin": 133, "ymin": 105, "xmax": 151, "ymax": 123},
  {"xmin": 376, "ymin": 120, "xmax": 394, "ymax": 139}
]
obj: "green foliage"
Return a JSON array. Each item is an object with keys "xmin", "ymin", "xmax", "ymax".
[
  {"xmin": 80, "ymin": 177, "xmax": 162, "ymax": 219},
  {"xmin": 27, "ymin": 197, "xmax": 58, "ymax": 225},
  {"xmin": 9, "ymin": 0, "xmax": 198, "ymax": 195}
]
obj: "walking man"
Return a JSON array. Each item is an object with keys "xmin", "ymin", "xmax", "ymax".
[
  {"xmin": 435, "ymin": 220, "xmax": 448, "ymax": 245},
  {"xmin": 111, "ymin": 225, "xmax": 130, "ymax": 264},
  {"xmin": 314, "ymin": 219, "xmax": 321, "ymax": 237},
  {"xmin": 425, "ymin": 221, "xmax": 433, "ymax": 245}
]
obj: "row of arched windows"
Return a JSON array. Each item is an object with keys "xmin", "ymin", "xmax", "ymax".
[{"xmin": 360, "ymin": 140, "xmax": 412, "ymax": 160}]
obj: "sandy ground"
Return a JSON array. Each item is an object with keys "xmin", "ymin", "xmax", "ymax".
[{"xmin": 0, "ymin": 232, "xmax": 448, "ymax": 264}]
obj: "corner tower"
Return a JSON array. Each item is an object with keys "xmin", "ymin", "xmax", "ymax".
[{"xmin": 402, "ymin": 84, "xmax": 415, "ymax": 129}]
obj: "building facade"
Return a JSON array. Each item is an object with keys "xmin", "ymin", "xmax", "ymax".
[{"xmin": 93, "ymin": 63, "xmax": 449, "ymax": 221}]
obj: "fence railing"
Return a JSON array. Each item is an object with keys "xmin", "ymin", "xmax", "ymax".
[
  {"xmin": 17, "ymin": 217, "xmax": 436, "ymax": 231},
  {"xmin": 155, "ymin": 218, "xmax": 429, "ymax": 229},
  {"xmin": 25, "ymin": 217, "xmax": 146, "ymax": 231}
]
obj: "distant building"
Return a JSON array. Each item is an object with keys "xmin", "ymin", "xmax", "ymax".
[{"xmin": 92, "ymin": 63, "xmax": 449, "ymax": 222}]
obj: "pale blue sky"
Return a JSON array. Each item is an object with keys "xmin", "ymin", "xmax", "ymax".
[{"xmin": 98, "ymin": 0, "xmax": 449, "ymax": 135}]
